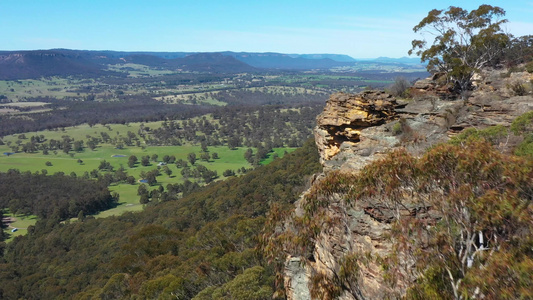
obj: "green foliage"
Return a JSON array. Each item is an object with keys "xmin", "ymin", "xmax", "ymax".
[
  {"xmin": 138, "ymin": 274, "xmax": 193, "ymax": 300},
  {"xmin": 99, "ymin": 273, "xmax": 131, "ymax": 300},
  {"xmin": 510, "ymin": 111, "xmax": 533, "ymax": 135},
  {"xmin": 0, "ymin": 139, "xmax": 321, "ymax": 299},
  {"xmin": 268, "ymin": 138, "xmax": 532, "ymax": 299},
  {"xmin": 0, "ymin": 170, "xmax": 115, "ymax": 220},
  {"xmin": 369, "ymin": 142, "xmax": 531, "ymax": 298},
  {"xmin": 193, "ymin": 266, "xmax": 273, "ymax": 300},
  {"xmin": 409, "ymin": 5, "xmax": 509, "ymax": 95},
  {"xmin": 526, "ymin": 61, "xmax": 533, "ymax": 73},
  {"xmin": 391, "ymin": 122, "xmax": 402, "ymax": 135},
  {"xmin": 405, "ymin": 266, "xmax": 451, "ymax": 300},
  {"xmin": 514, "ymin": 134, "xmax": 533, "ymax": 158},
  {"xmin": 511, "ymin": 111, "xmax": 533, "ymax": 158},
  {"xmin": 449, "ymin": 125, "xmax": 509, "ymax": 145}
]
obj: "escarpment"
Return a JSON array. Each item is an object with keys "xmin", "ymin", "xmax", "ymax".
[
  {"xmin": 314, "ymin": 91, "xmax": 398, "ymax": 165},
  {"xmin": 282, "ymin": 70, "xmax": 533, "ymax": 299}
]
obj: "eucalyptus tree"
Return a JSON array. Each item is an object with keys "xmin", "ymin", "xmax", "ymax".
[{"xmin": 409, "ymin": 5, "xmax": 510, "ymax": 96}]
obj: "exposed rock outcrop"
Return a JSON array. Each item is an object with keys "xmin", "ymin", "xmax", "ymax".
[
  {"xmin": 314, "ymin": 91, "xmax": 398, "ymax": 168},
  {"xmin": 283, "ymin": 70, "xmax": 533, "ymax": 299}
]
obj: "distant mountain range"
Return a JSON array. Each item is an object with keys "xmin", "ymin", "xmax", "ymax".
[
  {"xmin": 0, "ymin": 49, "xmax": 425, "ymax": 80},
  {"xmin": 360, "ymin": 56, "xmax": 423, "ymax": 64}
]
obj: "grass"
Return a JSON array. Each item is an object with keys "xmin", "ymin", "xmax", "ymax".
[
  {"xmin": 0, "ymin": 143, "xmax": 293, "ymax": 240},
  {"xmin": 106, "ymin": 63, "xmax": 175, "ymax": 77},
  {"xmin": 0, "ymin": 114, "xmax": 299, "ymax": 243},
  {"xmin": 0, "ymin": 77, "xmax": 92, "ymax": 100},
  {"xmin": 246, "ymin": 86, "xmax": 326, "ymax": 95},
  {"xmin": 260, "ymin": 148, "xmax": 294, "ymax": 165},
  {"xmin": 1, "ymin": 122, "xmax": 162, "ymax": 144},
  {"xmin": 1, "ymin": 211, "xmax": 38, "ymax": 242},
  {"xmin": 155, "ymin": 92, "xmax": 227, "ymax": 106},
  {"xmin": 0, "ymin": 140, "xmax": 291, "ymax": 212},
  {"xmin": 1, "ymin": 101, "xmax": 50, "ymax": 107},
  {"xmin": 0, "ymin": 144, "xmax": 254, "ymax": 178},
  {"xmin": 0, "ymin": 142, "xmax": 265, "ymax": 239}
]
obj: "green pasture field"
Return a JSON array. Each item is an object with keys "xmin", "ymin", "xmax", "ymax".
[
  {"xmin": 1, "ymin": 101, "xmax": 50, "ymax": 107},
  {"xmin": 364, "ymin": 79, "xmax": 394, "ymax": 84},
  {"xmin": 0, "ymin": 77, "xmax": 92, "ymax": 100},
  {"xmin": 0, "ymin": 76, "xmax": 149, "ymax": 101},
  {"xmin": 0, "ymin": 101, "xmax": 53, "ymax": 115},
  {"xmin": 1, "ymin": 122, "xmax": 164, "ymax": 143},
  {"xmin": 0, "ymin": 143, "xmax": 293, "ymax": 223},
  {"xmin": 0, "ymin": 121, "xmax": 296, "ymax": 220},
  {"xmin": 153, "ymin": 85, "xmax": 327, "ymax": 105},
  {"xmin": 245, "ymin": 86, "xmax": 327, "ymax": 95},
  {"xmin": 0, "ymin": 142, "xmax": 294, "ymax": 240},
  {"xmin": 106, "ymin": 63, "xmax": 175, "ymax": 77},
  {"xmin": 154, "ymin": 92, "xmax": 227, "ymax": 106},
  {"xmin": 267, "ymin": 74, "xmax": 365, "ymax": 83},
  {"xmin": 0, "ymin": 143, "xmax": 256, "ymax": 182},
  {"xmin": 1, "ymin": 212, "xmax": 38, "ymax": 242},
  {"xmin": 330, "ymin": 63, "xmax": 427, "ymax": 73}
]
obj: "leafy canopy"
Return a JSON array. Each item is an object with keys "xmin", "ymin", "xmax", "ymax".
[{"xmin": 409, "ymin": 5, "xmax": 510, "ymax": 95}]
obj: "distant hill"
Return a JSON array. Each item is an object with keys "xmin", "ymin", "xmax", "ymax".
[
  {"xmin": 50, "ymin": 50, "xmax": 255, "ymax": 72},
  {"xmin": 0, "ymin": 50, "xmax": 111, "ymax": 80},
  {"xmin": 175, "ymin": 52, "xmax": 258, "ymax": 73},
  {"xmin": 0, "ymin": 50, "xmax": 257, "ymax": 79},
  {"xmin": 365, "ymin": 56, "xmax": 424, "ymax": 65},
  {"xmin": 0, "ymin": 49, "xmax": 424, "ymax": 80},
  {"xmin": 120, "ymin": 54, "xmax": 174, "ymax": 68},
  {"xmin": 222, "ymin": 51, "xmax": 352, "ymax": 69},
  {"xmin": 296, "ymin": 54, "xmax": 356, "ymax": 62}
]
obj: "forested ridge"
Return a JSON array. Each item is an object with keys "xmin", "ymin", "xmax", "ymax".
[{"xmin": 0, "ymin": 139, "xmax": 321, "ymax": 299}]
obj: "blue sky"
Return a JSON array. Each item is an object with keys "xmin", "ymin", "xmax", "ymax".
[{"xmin": 2, "ymin": 0, "xmax": 532, "ymax": 58}]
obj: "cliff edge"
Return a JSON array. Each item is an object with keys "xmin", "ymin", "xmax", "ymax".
[{"xmin": 283, "ymin": 68, "xmax": 533, "ymax": 299}]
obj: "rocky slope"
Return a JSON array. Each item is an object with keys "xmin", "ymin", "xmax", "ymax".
[{"xmin": 283, "ymin": 69, "xmax": 533, "ymax": 299}]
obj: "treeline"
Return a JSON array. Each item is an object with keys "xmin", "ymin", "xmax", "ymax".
[
  {"xmin": 0, "ymin": 96, "xmax": 213, "ymax": 137},
  {"xmin": 2, "ymin": 104, "xmax": 323, "ymax": 157},
  {"xmin": 0, "ymin": 170, "xmax": 116, "ymax": 220},
  {"xmin": 147, "ymin": 104, "xmax": 324, "ymax": 148},
  {"xmin": 0, "ymin": 139, "xmax": 322, "ymax": 299},
  {"xmin": 100, "ymin": 72, "xmax": 229, "ymax": 86},
  {"xmin": 210, "ymin": 89, "xmax": 327, "ymax": 106}
]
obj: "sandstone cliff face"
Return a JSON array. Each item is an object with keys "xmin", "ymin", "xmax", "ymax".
[
  {"xmin": 284, "ymin": 71, "xmax": 533, "ymax": 299},
  {"xmin": 314, "ymin": 91, "xmax": 397, "ymax": 168}
]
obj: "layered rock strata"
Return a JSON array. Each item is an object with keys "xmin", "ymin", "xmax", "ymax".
[{"xmin": 284, "ymin": 72, "xmax": 533, "ymax": 299}]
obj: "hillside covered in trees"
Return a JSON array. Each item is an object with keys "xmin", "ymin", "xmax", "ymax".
[{"xmin": 0, "ymin": 140, "xmax": 321, "ymax": 299}]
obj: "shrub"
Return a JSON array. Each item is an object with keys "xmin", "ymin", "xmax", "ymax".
[
  {"xmin": 508, "ymin": 82, "xmax": 527, "ymax": 96},
  {"xmin": 387, "ymin": 77, "xmax": 412, "ymax": 98},
  {"xmin": 450, "ymin": 125, "xmax": 509, "ymax": 146},
  {"xmin": 514, "ymin": 134, "xmax": 533, "ymax": 158},
  {"xmin": 391, "ymin": 122, "xmax": 402, "ymax": 136},
  {"xmin": 525, "ymin": 61, "xmax": 533, "ymax": 73},
  {"xmin": 510, "ymin": 111, "xmax": 533, "ymax": 135}
]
